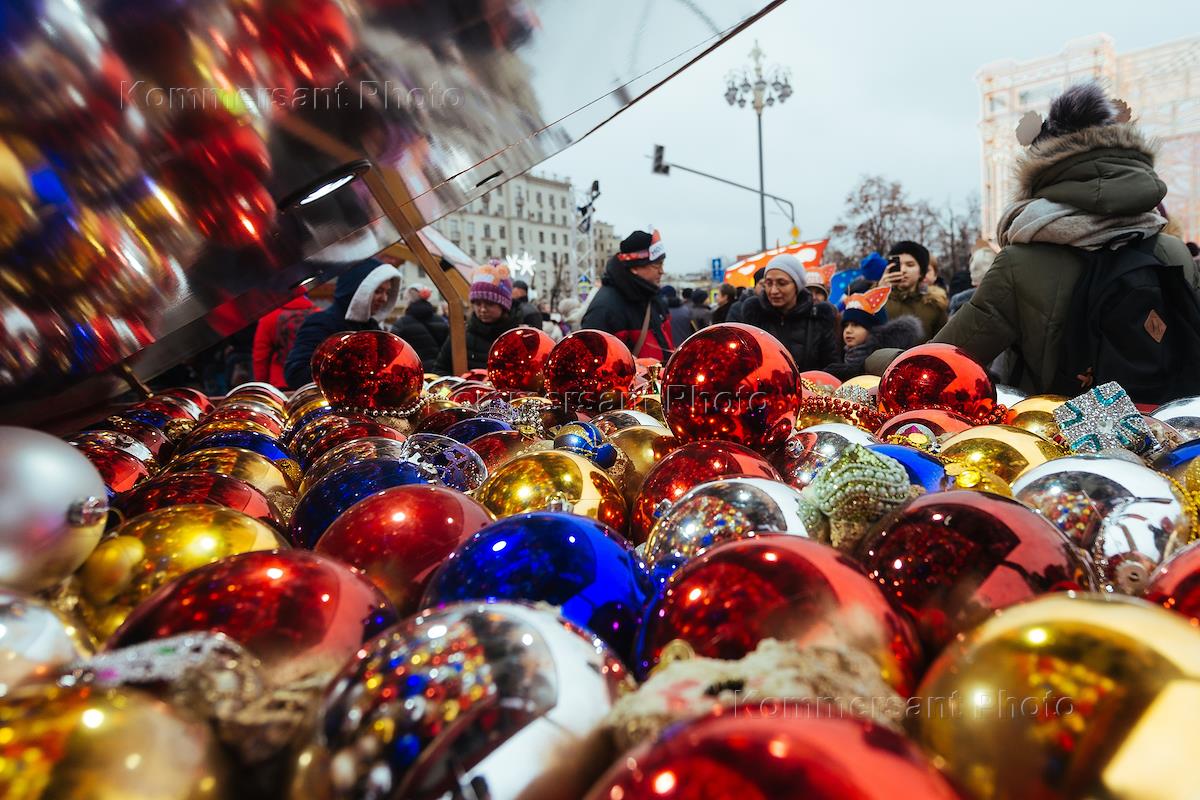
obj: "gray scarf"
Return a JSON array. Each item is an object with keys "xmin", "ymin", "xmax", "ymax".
[{"xmin": 998, "ymin": 197, "xmax": 1165, "ymax": 250}]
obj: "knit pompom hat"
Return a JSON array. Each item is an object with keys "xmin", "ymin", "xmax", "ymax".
[{"xmin": 469, "ymin": 260, "xmax": 513, "ymax": 310}]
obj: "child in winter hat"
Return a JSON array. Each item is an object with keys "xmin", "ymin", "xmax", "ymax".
[
  {"xmin": 469, "ymin": 261, "xmax": 513, "ymax": 310},
  {"xmin": 826, "ymin": 287, "xmax": 923, "ymax": 380}
]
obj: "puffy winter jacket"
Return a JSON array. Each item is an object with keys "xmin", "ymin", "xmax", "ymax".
[
  {"xmin": 727, "ymin": 292, "xmax": 839, "ymax": 372},
  {"xmin": 392, "ymin": 299, "xmax": 450, "ymax": 371},
  {"xmin": 580, "ymin": 257, "xmax": 674, "ymax": 360},
  {"xmin": 883, "ymin": 285, "xmax": 948, "ymax": 342},
  {"xmin": 253, "ymin": 295, "xmax": 315, "ymax": 388}
]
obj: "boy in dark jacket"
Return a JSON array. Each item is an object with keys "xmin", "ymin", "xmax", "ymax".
[
  {"xmin": 283, "ymin": 259, "xmax": 401, "ymax": 388},
  {"xmin": 728, "ymin": 253, "xmax": 839, "ymax": 371},
  {"xmin": 825, "ymin": 287, "xmax": 923, "ymax": 380},
  {"xmin": 433, "ymin": 261, "xmax": 518, "ymax": 375},
  {"xmin": 580, "ymin": 229, "xmax": 674, "ymax": 360},
  {"xmin": 392, "ymin": 285, "xmax": 449, "ymax": 372}
]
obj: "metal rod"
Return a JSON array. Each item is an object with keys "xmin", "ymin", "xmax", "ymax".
[
  {"xmin": 757, "ymin": 110, "xmax": 766, "ymax": 250},
  {"xmin": 665, "ymin": 161, "xmax": 795, "ymax": 225}
]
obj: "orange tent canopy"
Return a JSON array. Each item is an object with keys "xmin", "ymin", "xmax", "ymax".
[{"xmin": 724, "ymin": 239, "xmax": 829, "ymax": 288}]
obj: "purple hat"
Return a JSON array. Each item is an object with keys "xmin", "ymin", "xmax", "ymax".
[{"xmin": 469, "ymin": 261, "xmax": 513, "ymax": 310}]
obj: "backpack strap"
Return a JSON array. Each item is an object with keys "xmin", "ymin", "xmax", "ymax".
[{"xmin": 632, "ymin": 304, "xmax": 653, "ymax": 358}]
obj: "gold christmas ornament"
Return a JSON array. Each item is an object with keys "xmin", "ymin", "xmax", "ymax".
[
  {"xmin": 914, "ymin": 593, "xmax": 1200, "ymax": 800},
  {"xmin": 606, "ymin": 425, "xmax": 679, "ymax": 506},
  {"xmin": 474, "ymin": 451, "xmax": 629, "ymax": 532},
  {"xmin": 167, "ymin": 446, "xmax": 297, "ymax": 498},
  {"xmin": 76, "ymin": 505, "xmax": 287, "ymax": 640},
  {"xmin": 940, "ymin": 425, "xmax": 1067, "ymax": 483}
]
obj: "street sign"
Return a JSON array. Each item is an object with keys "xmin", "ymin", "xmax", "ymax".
[{"xmin": 711, "ymin": 257, "xmax": 724, "ymax": 282}]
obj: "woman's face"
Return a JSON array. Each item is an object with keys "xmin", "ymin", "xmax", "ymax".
[
  {"xmin": 370, "ymin": 280, "xmax": 396, "ymax": 316},
  {"xmin": 472, "ymin": 300, "xmax": 504, "ymax": 323},
  {"xmin": 761, "ymin": 269, "xmax": 798, "ymax": 310}
]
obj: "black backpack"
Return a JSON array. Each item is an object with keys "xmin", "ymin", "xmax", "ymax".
[{"xmin": 1053, "ymin": 236, "xmax": 1200, "ymax": 404}]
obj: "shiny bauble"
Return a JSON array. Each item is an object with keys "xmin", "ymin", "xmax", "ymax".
[
  {"xmin": 1153, "ymin": 438, "xmax": 1200, "ymax": 494},
  {"xmin": 856, "ymin": 491, "xmax": 1097, "ymax": 652},
  {"xmin": 876, "ymin": 408, "xmax": 975, "ymax": 442},
  {"xmin": 770, "ymin": 430, "xmax": 852, "ymax": 491},
  {"xmin": 635, "ymin": 535, "xmax": 921, "ymax": 692},
  {"xmin": 940, "ymin": 424, "xmax": 1066, "ymax": 483},
  {"xmin": 1151, "ymin": 396, "xmax": 1200, "ymax": 441},
  {"xmin": 228, "ymin": 381, "xmax": 289, "ymax": 407},
  {"xmin": 89, "ymin": 416, "xmax": 172, "ymax": 459},
  {"xmin": 631, "ymin": 441, "xmax": 781, "ymax": 544},
  {"xmin": 68, "ymin": 430, "xmax": 157, "ymax": 471},
  {"xmin": 474, "ymin": 451, "xmax": 627, "ymax": 531},
  {"xmin": 158, "ymin": 386, "xmax": 214, "ymax": 417},
  {"xmin": 108, "ymin": 550, "xmax": 396, "ymax": 684},
  {"xmin": 0, "ymin": 684, "xmax": 231, "ymax": 799},
  {"xmin": 585, "ymin": 711, "xmax": 961, "ymax": 800},
  {"xmin": 312, "ymin": 330, "xmax": 423, "ymax": 413},
  {"xmin": 591, "ymin": 410, "xmax": 668, "ymax": 436},
  {"xmin": 1013, "ymin": 455, "xmax": 1189, "ymax": 593},
  {"xmin": 441, "ymin": 416, "xmax": 514, "ymax": 445},
  {"xmin": 398, "ymin": 433, "xmax": 490, "ymax": 493},
  {"xmin": 299, "ymin": 419, "xmax": 405, "ymax": 471},
  {"xmin": 202, "ymin": 403, "xmax": 286, "ymax": 437},
  {"xmin": 1007, "ymin": 394, "xmax": 1068, "ymax": 441},
  {"xmin": 607, "ymin": 425, "xmax": 680, "ymax": 506},
  {"xmin": 315, "ymin": 486, "xmax": 493, "ymax": 615},
  {"xmin": 289, "ymin": 459, "xmax": 436, "ymax": 549},
  {"xmin": 178, "ymin": 427, "xmax": 292, "ymax": 464},
  {"xmin": 868, "ymin": 444, "xmax": 947, "ymax": 493},
  {"xmin": 77, "ymin": 505, "xmax": 287, "ymax": 640},
  {"xmin": 285, "ymin": 383, "xmax": 325, "ymax": 415},
  {"xmin": 487, "ymin": 326, "xmax": 556, "ymax": 392},
  {"xmin": 115, "ymin": 471, "xmax": 286, "ymax": 530},
  {"xmin": 0, "ymin": 427, "xmax": 108, "ymax": 592},
  {"xmin": 800, "ymin": 369, "xmax": 841, "ymax": 393},
  {"xmin": 284, "ymin": 402, "xmax": 333, "ymax": 444},
  {"xmin": 422, "ymin": 513, "xmax": 651, "ymax": 660},
  {"xmin": 300, "ymin": 437, "xmax": 410, "ymax": 495},
  {"xmin": 995, "ymin": 384, "xmax": 1028, "ymax": 407},
  {"xmin": 182, "ymin": 418, "xmax": 276, "ymax": 445},
  {"xmin": 878, "ymin": 342, "xmax": 996, "ymax": 418},
  {"xmin": 644, "ymin": 478, "xmax": 810, "ymax": 578},
  {"xmin": 319, "ymin": 602, "xmax": 631, "ymax": 800},
  {"xmin": 1145, "ymin": 541, "xmax": 1200, "ymax": 625},
  {"xmin": 77, "ymin": 442, "xmax": 151, "ymax": 496},
  {"xmin": 913, "ymin": 593, "xmax": 1200, "ymax": 800},
  {"xmin": 544, "ymin": 330, "xmax": 636, "ymax": 412},
  {"xmin": 290, "ymin": 414, "xmax": 355, "ymax": 462},
  {"xmin": 466, "ymin": 429, "xmax": 537, "ymax": 471},
  {"xmin": 0, "ymin": 591, "xmax": 93, "ymax": 697},
  {"xmin": 167, "ymin": 445, "xmax": 296, "ymax": 502},
  {"xmin": 132, "ymin": 398, "xmax": 198, "ymax": 423},
  {"xmin": 800, "ymin": 422, "xmax": 880, "ymax": 447},
  {"xmin": 447, "ymin": 381, "xmax": 494, "ymax": 405},
  {"xmin": 661, "ymin": 323, "xmax": 800, "ymax": 451},
  {"xmin": 415, "ymin": 405, "xmax": 478, "ymax": 435}
]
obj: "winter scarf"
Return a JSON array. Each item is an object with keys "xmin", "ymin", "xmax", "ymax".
[{"xmin": 998, "ymin": 197, "xmax": 1165, "ymax": 250}]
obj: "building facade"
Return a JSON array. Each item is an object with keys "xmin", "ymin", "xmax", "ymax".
[{"xmin": 978, "ymin": 34, "xmax": 1200, "ymax": 243}]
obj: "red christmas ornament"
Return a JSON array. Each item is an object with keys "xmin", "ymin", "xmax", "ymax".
[
  {"xmin": 855, "ymin": 491, "xmax": 1097, "ymax": 652},
  {"xmin": 415, "ymin": 406, "xmax": 478, "ymax": 436},
  {"xmin": 876, "ymin": 409, "xmax": 974, "ymax": 440},
  {"xmin": 662, "ymin": 323, "xmax": 800, "ymax": 451},
  {"xmin": 202, "ymin": 405, "xmax": 285, "ymax": 437},
  {"xmin": 163, "ymin": 162, "xmax": 276, "ymax": 250},
  {"xmin": 1144, "ymin": 542, "xmax": 1200, "ymax": 624},
  {"xmin": 467, "ymin": 429, "xmax": 536, "ymax": 471},
  {"xmin": 158, "ymin": 387, "xmax": 213, "ymax": 416},
  {"xmin": 312, "ymin": 331, "xmax": 423, "ymax": 414},
  {"xmin": 77, "ymin": 443, "xmax": 152, "ymax": 495},
  {"xmin": 584, "ymin": 712, "xmax": 962, "ymax": 800},
  {"xmin": 290, "ymin": 415, "xmax": 355, "ymax": 463},
  {"xmin": 800, "ymin": 370, "xmax": 841, "ymax": 392},
  {"xmin": 90, "ymin": 417, "xmax": 172, "ymax": 460},
  {"xmin": 631, "ymin": 441, "xmax": 781, "ymax": 544},
  {"xmin": 487, "ymin": 327, "xmax": 556, "ymax": 392},
  {"xmin": 545, "ymin": 330, "xmax": 636, "ymax": 413},
  {"xmin": 301, "ymin": 420, "xmax": 406, "ymax": 471},
  {"xmin": 108, "ymin": 550, "xmax": 397, "ymax": 683},
  {"xmin": 447, "ymin": 382, "xmax": 494, "ymax": 405},
  {"xmin": 134, "ymin": 396, "xmax": 201, "ymax": 422},
  {"xmin": 115, "ymin": 472, "xmax": 285, "ymax": 531},
  {"xmin": 257, "ymin": 0, "xmax": 355, "ymax": 88},
  {"xmin": 878, "ymin": 343, "xmax": 996, "ymax": 418},
  {"xmin": 636, "ymin": 536, "xmax": 922, "ymax": 693},
  {"xmin": 314, "ymin": 485, "xmax": 494, "ymax": 615}
]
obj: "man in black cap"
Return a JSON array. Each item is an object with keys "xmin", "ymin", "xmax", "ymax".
[
  {"xmin": 509, "ymin": 279, "xmax": 543, "ymax": 327},
  {"xmin": 580, "ymin": 229, "xmax": 673, "ymax": 360}
]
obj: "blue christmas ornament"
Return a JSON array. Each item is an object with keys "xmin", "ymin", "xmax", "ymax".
[
  {"xmin": 553, "ymin": 422, "xmax": 617, "ymax": 468},
  {"xmin": 441, "ymin": 417, "xmax": 514, "ymax": 445},
  {"xmin": 868, "ymin": 444, "xmax": 946, "ymax": 493},
  {"xmin": 289, "ymin": 458, "xmax": 436, "ymax": 548},
  {"xmin": 283, "ymin": 405, "xmax": 334, "ymax": 446},
  {"xmin": 400, "ymin": 433, "xmax": 489, "ymax": 493},
  {"xmin": 117, "ymin": 408, "xmax": 171, "ymax": 431},
  {"xmin": 178, "ymin": 429, "xmax": 292, "ymax": 463},
  {"xmin": 421, "ymin": 512, "xmax": 652, "ymax": 662}
]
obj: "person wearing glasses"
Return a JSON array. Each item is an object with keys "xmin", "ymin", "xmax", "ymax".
[
  {"xmin": 728, "ymin": 253, "xmax": 839, "ymax": 371},
  {"xmin": 580, "ymin": 229, "xmax": 674, "ymax": 361}
]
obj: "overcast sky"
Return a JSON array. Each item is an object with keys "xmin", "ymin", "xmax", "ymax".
[{"xmin": 540, "ymin": 0, "xmax": 1196, "ymax": 276}]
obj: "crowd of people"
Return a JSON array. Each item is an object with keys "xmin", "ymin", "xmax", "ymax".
[{"xmin": 241, "ymin": 84, "xmax": 1200, "ymax": 404}]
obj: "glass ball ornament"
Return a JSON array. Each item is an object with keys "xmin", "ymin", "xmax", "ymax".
[
  {"xmin": 1150, "ymin": 395, "xmax": 1200, "ymax": 441},
  {"xmin": 940, "ymin": 424, "xmax": 1066, "ymax": 483},
  {"xmin": 314, "ymin": 485, "xmax": 494, "ymax": 615},
  {"xmin": 158, "ymin": 386, "xmax": 214, "ymax": 417},
  {"xmin": 76, "ymin": 504, "xmax": 287, "ymax": 640},
  {"xmin": 67, "ymin": 430, "xmax": 157, "ymax": 471},
  {"xmin": 0, "ymin": 590, "xmax": 93, "ymax": 698},
  {"xmin": 1144, "ymin": 540, "xmax": 1200, "ymax": 624},
  {"xmin": 88, "ymin": 416, "xmax": 172, "ymax": 460},
  {"xmin": 108, "ymin": 549, "xmax": 397, "ymax": 685},
  {"xmin": 474, "ymin": 450, "xmax": 627, "ymax": 532},
  {"xmin": 591, "ymin": 410, "xmax": 668, "ymax": 436},
  {"xmin": 1013, "ymin": 454, "xmax": 1191, "ymax": 593},
  {"xmin": 312, "ymin": 330, "xmax": 424, "ymax": 413},
  {"xmin": 661, "ymin": 323, "xmax": 800, "ymax": 451},
  {"xmin": 115, "ymin": 471, "xmax": 286, "ymax": 531},
  {"xmin": 177, "ymin": 428, "xmax": 292, "ymax": 464},
  {"xmin": 876, "ymin": 408, "xmax": 974, "ymax": 441},
  {"xmin": 316, "ymin": 602, "xmax": 631, "ymax": 800},
  {"xmin": 300, "ymin": 437, "xmax": 410, "ymax": 495},
  {"xmin": 202, "ymin": 403, "xmax": 286, "ymax": 437},
  {"xmin": 584, "ymin": 710, "xmax": 961, "ymax": 800},
  {"xmin": 913, "ymin": 593, "xmax": 1200, "ymax": 800},
  {"xmin": 487, "ymin": 326, "xmax": 556, "ymax": 391},
  {"xmin": 415, "ymin": 405, "xmax": 478, "ymax": 435},
  {"xmin": 398, "ymin": 433, "xmax": 490, "ymax": 493},
  {"xmin": 166, "ymin": 445, "xmax": 296, "ymax": 501},
  {"xmin": 77, "ymin": 442, "xmax": 151, "ymax": 497},
  {"xmin": 298, "ymin": 419, "xmax": 405, "ymax": 471},
  {"xmin": 288, "ymin": 459, "xmax": 437, "ymax": 549},
  {"xmin": 635, "ymin": 535, "xmax": 921, "ymax": 693},
  {"xmin": 607, "ymin": 425, "xmax": 680, "ymax": 506},
  {"xmin": 466, "ymin": 429, "xmax": 537, "ymax": 472},
  {"xmin": 544, "ymin": 330, "xmax": 636, "ymax": 412},
  {"xmin": 441, "ymin": 416, "xmax": 514, "ymax": 445},
  {"xmin": 421, "ymin": 513, "xmax": 651, "ymax": 661},
  {"xmin": 867, "ymin": 444, "xmax": 946, "ymax": 493},
  {"xmin": 878, "ymin": 342, "xmax": 996, "ymax": 418},
  {"xmin": 0, "ymin": 426, "xmax": 108, "ymax": 592},
  {"xmin": 855, "ymin": 490, "xmax": 1097, "ymax": 652},
  {"xmin": 631, "ymin": 441, "xmax": 781, "ymax": 544}
]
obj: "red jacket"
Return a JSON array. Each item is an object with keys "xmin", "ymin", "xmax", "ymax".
[{"xmin": 253, "ymin": 296, "xmax": 315, "ymax": 388}]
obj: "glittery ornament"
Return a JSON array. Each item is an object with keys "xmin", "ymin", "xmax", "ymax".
[
  {"xmin": 1055, "ymin": 381, "xmax": 1155, "ymax": 455},
  {"xmin": 398, "ymin": 433, "xmax": 490, "ymax": 493},
  {"xmin": 801, "ymin": 445, "xmax": 919, "ymax": 550}
]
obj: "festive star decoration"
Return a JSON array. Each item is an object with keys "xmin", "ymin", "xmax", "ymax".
[
  {"xmin": 505, "ymin": 252, "xmax": 536, "ymax": 276},
  {"xmin": 1054, "ymin": 382, "xmax": 1156, "ymax": 455}
]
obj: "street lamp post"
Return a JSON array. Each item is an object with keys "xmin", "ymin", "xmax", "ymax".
[{"xmin": 725, "ymin": 41, "xmax": 792, "ymax": 251}]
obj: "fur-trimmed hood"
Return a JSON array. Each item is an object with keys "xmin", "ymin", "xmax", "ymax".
[
  {"xmin": 1011, "ymin": 124, "xmax": 1165, "ymax": 215},
  {"xmin": 866, "ymin": 315, "xmax": 924, "ymax": 351},
  {"xmin": 343, "ymin": 263, "xmax": 402, "ymax": 323}
]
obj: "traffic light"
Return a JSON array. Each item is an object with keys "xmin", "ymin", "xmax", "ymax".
[{"xmin": 652, "ymin": 145, "xmax": 669, "ymax": 175}]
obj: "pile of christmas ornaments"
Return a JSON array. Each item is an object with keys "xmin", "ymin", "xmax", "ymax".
[{"xmin": 5, "ymin": 323, "xmax": 1200, "ymax": 799}]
